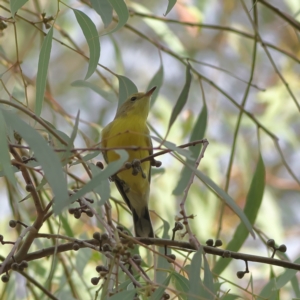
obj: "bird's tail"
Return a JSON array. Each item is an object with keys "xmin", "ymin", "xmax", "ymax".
[{"xmin": 132, "ymin": 207, "xmax": 154, "ymax": 238}]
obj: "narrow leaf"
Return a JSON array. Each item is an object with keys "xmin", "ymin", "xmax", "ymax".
[
  {"xmin": 164, "ymin": 0, "xmax": 177, "ymax": 16},
  {"xmin": 0, "ymin": 110, "xmax": 16, "ymax": 186},
  {"xmin": 89, "ymin": 163, "xmax": 110, "ymax": 205},
  {"xmin": 150, "ymin": 274, "xmax": 171, "ymax": 300},
  {"xmin": 108, "ymin": 290, "xmax": 136, "ymax": 300},
  {"xmin": 59, "ymin": 214, "xmax": 74, "ymax": 237},
  {"xmin": 90, "ymin": 0, "xmax": 113, "ymax": 27},
  {"xmin": 10, "ymin": 0, "xmax": 28, "ymax": 17},
  {"xmin": 2, "ymin": 110, "xmax": 69, "ymax": 214},
  {"xmin": 60, "ymin": 111, "xmax": 79, "ymax": 164},
  {"xmin": 173, "ymin": 104, "xmax": 207, "ymax": 195},
  {"xmin": 107, "ymin": 0, "xmax": 129, "ymax": 34},
  {"xmin": 168, "ymin": 64, "xmax": 191, "ymax": 132},
  {"xmin": 188, "ymin": 247, "xmax": 202, "ymax": 300},
  {"xmin": 156, "ymin": 218, "xmax": 171, "ymax": 284},
  {"xmin": 276, "ymin": 257, "xmax": 300, "ymax": 289},
  {"xmin": 117, "ymin": 75, "xmax": 138, "ymax": 107},
  {"xmin": 213, "ymin": 155, "xmax": 264, "ymax": 274},
  {"xmin": 203, "ymin": 255, "xmax": 215, "ymax": 299},
  {"xmin": 194, "ymin": 167, "xmax": 255, "ymax": 238},
  {"xmin": 148, "ymin": 63, "xmax": 164, "ymax": 107},
  {"xmin": 70, "ymin": 151, "xmax": 101, "ymax": 166},
  {"xmin": 69, "ymin": 150, "xmax": 128, "ymax": 203},
  {"xmin": 35, "ymin": 27, "xmax": 53, "ymax": 117},
  {"xmin": 73, "ymin": 9, "xmax": 100, "ymax": 79},
  {"xmin": 171, "ymin": 271, "xmax": 189, "ymax": 296},
  {"xmin": 151, "ymin": 136, "xmax": 193, "ymax": 160},
  {"xmin": 71, "ymin": 80, "xmax": 117, "ymax": 103}
]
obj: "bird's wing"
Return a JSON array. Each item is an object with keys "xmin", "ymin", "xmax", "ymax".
[
  {"xmin": 100, "ymin": 121, "xmax": 113, "ymax": 164},
  {"xmin": 144, "ymin": 125, "xmax": 152, "ymax": 184}
]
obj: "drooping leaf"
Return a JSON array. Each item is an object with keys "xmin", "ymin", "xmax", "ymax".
[
  {"xmin": 168, "ymin": 64, "xmax": 192, "ymax": 132},
  {"xmin": 0, "ymin": 110, "xmax": 16, "ymax": 186},
  {"xmin": 171, "ymin": 271, "xmax": 189, "ymax": 298},
  {"xmin": 213, "ymin": 155, "xmax": 264, "ymax": 274},
  {"xmin": 194, "ymin": 167, "xmax": 255, "ymax": 238},
  {"xmin": 156, "ymin": 217, "xmax": 171, "ymax": 285},
  {"xmin": 203, "ymin": 255, "xmax": 215, "ymax": 299},
  {"xmin": 117, "ymin": 75, "xmax": 138, "ymax": 107},
  {"xmin": 89, "ymin": 163, "xmax": 110, "ymax": 205},
  {"xmin": 10, "ymin": 0, "xmax": 28, "ymax": 18},
  {"xmin": 2, "ymin": 110, "xmax": 69, "ymax": 214},
  {"xmin": 164, "ymin": 0, "xmax": 177, "ymax": 16},
  {"xmin": 151, "ymin": 136, "xmax": 193, "ymax": 160},
  {"xmin": 108, "ymin": 290, "xmax": 136, "ymax": 300},
  {"xmin": 150, "ymin": 274, "xmax": 171, "ymax": 300},
  {"xmin": 69, "ymin": 150, "xmax": 128, "ymax": 203},
  {"xmin": 71, "ymin": 80, "xmax": 117, "ymax": 103},
  {"xmin": 106, "ymin": 0, "xmax": 129, "ymax": 34},
  {"xmin": 73, "ymin": 9, "xmax": 100, "ymax": 79},
  {"xmin": 131, "ymin": 3, "xmax": 186, "ymax": 56},
  {"xmin": 59, "ymin": 214, "xmax": 74, "ymax": 237},
  {"xmin": 148, "ymin": 63, "xmax": 164, "ymax": 107},
  {"xmin": 188, "ymin": 247, "xmax": 202, "ymax": 300},
  {"xmin": 173, "ymin": 104, "xmax": 207, "ymax": 195},
  {"xmin": 60, "ymin": 111, "xmax": 79, "ymax": 165},
  {"xmin": 35, "ymin": 27, "xmax": 53, "ymax": 117},
  {"xmin": 90, "ymin": 0, "xmax": 113, "ymax": 27}
]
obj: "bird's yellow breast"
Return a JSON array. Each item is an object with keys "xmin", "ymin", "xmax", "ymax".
[{"xmin": 102, "ymin": 115, "xmax": 151, "ymax": 195}]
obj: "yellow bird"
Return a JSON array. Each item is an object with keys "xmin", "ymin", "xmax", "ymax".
[{"xmin": 101, "ymin": 87, "xmax": 156, "ymax": 237}]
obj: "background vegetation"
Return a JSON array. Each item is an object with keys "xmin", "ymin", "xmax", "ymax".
[{"xmin": 0, "ymin": 0, "xmax": 300, "ymax": 299}]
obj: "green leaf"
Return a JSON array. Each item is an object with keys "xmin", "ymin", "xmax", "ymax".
[
  {"xmin": 148, "ymin": 63, "xmax": 164, "ymax": 107},
  {"xmin": 59, "ymin": 214, "xmax": 74, "ymax": 237},
  {"xmin": 108, "ymin": 290, "xmax": 136, "ymax": 300},
  {"xmin": 35, "ymin": 27, "xmax": 53, "ymax": 117},
  {"xmin": 73, "ymin": 9, "xmax": 100, "ymax": 80},
  {"xmin": 2, "ymin": 110, "xmax": 69, "ymax": 214},
  {"xmin": 259, "ymin": 277, "xmax": 278, "ymax": 299},
  {"xmin": 90, "ymin": 0, "xmax": 113, "ymax": 27},
  {"xmin": 117, "ymin": 75, "xmax": 138, "ymax": 107},
  {"xmin": 0, "ymin": 110, "xmax": 16, "ymax": 186},
  {"xmin": 71, "ymin": 80, "xmax": 117, "ymax": 103},
  {"xmin": 168, "ymin": 64, "xmax": 191, "ymax": 132},
  {"xmin": 182, "ymin": 162, "xmax": 255, "ymax": 238},
  {"xmin": 221, "ymin": 295, "xmax": 242, "ymax": 300},
  {"xmin": 164, "ymin": 0, "xmax": 177, "ymax": 16},
  {"xmin": 75, "ymin": 247, "xmax": 92, "ymax": 276},
  {"xmin": 60, "ymin": 111, "xmax": 79, "ymax": 164},
  {"xmin": 291, "ymin": 274, "xmax": 300, "ymax": 298},
  {"xmin": 70, "ymin": 151, "xmax": 101, "ymax": 166},
  {"xmin": 130, "ymin": 3, "xmax": 186, "ymax": 56},
  {"xmin": 188, "ymin": 247, "xmax": 202, "ymax": 300},
  {"xmin": 156, "ymin": 218, "xmax": 171, "ymax": 285},
  {"xmin": 10, "ymin": 0, "xmax": 28, "ymax": 17},
  {"xmin": 107, "ymin": 0, "xmax": 129, "ymax": 34},
  {"xmin": 69, "ymin": 150, "xmax": 128, "ymax": 203},
  {"xmin": 213, "ymin": 155, "xmax": 264, "ymax": 274},
  {"xmin": 276, "ymin": 256, "xmax": 300, "ymax": 289},
  {"xmin": 171, "ymin": 271, "xmax": 189, "ymax": 298},
  {"xmin": 173, "ymin": 104, "xmax": 207, "ymax": 195},
  {"xmin": 88, "ymin": 163, "xmax": 110, "ymax": 205},
  {"xmin": 203, "ymin": 255, "xmax": 215, "ymax": 299},
  {"xmin": 151, "ymin": 136, "xmax": 193, "ymax": 160},
  {"xmin": 150, "ymin": 274, "xmax": 171, "ymax": 300}
]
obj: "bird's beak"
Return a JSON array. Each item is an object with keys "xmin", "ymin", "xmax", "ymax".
[{"xmin": 145, "ymin": 86, "xmax": 157, "ymax": 97}]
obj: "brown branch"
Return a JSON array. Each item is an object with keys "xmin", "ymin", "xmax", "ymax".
[{"xmin": 2, "ymin": 238, "xmax": 299, "ymax": 273}]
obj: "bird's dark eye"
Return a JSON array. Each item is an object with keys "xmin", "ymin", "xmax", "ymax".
[{"xmin": 130, "ymin": 96, "xmax": 137, "ymax": 102}]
